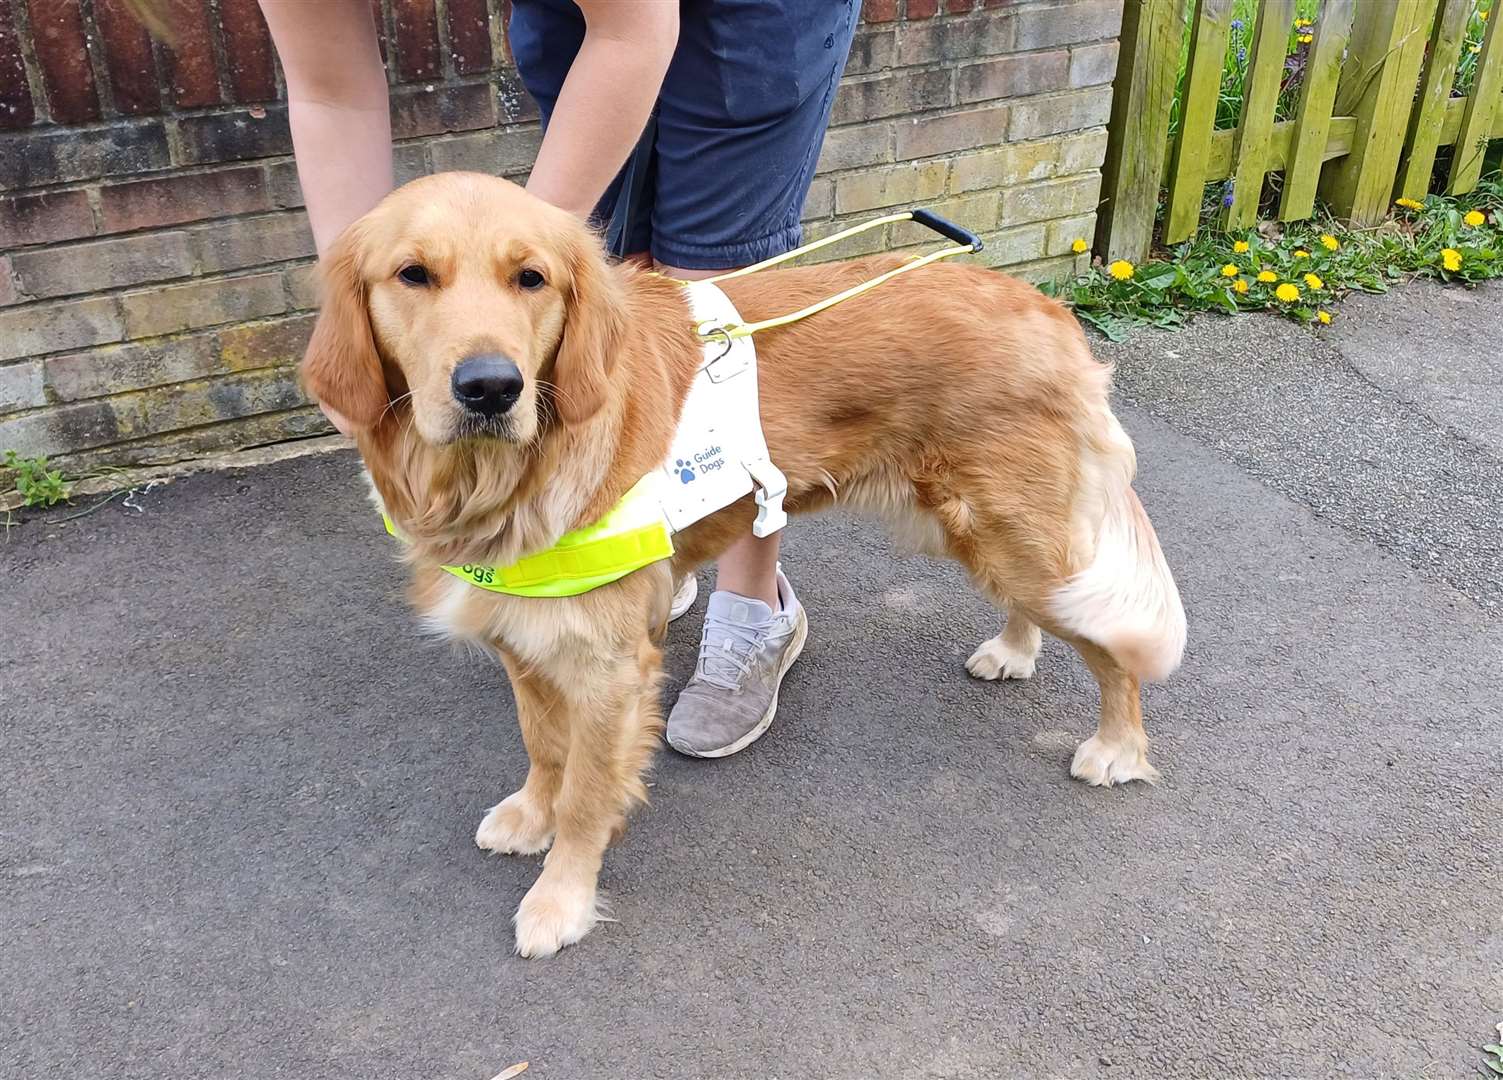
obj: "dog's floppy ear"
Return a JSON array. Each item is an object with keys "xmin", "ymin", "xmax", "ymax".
[
  {"xmin": 551, "ymin": 226, "xmax": 626, "ymax": 424},
  {"xmin": 302, "ymin": 223, "xmax": 389, "ymax": 430}
]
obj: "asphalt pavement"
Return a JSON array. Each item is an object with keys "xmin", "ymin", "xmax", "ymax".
[{"xmin": 3, "ymin": 280, "xmax": 1500, "ymax": 1080}]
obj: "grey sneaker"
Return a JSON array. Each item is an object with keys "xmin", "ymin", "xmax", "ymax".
[{"xmin": 666, "ymin": 568, "xmax": 808, "ymax": 759}]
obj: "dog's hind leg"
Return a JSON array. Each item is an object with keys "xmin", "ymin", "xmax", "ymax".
[
  {"xmin": 475, "ymin": 651, "xmax": 566, "ymax": 857},
  {"xmin": 1065, "ymin": 637, "xmax": 1158, "ymax": 786},
  {"xmin": 942, "ymin": 494, "xmax": 1157, "ymax": 787},
  {"xmin": 966, "ymin": 605, "xmax": 1043, "ymax": 681}
]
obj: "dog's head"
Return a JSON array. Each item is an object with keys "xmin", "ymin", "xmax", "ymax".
[{"xmin": 303, "ymin": 173, "xmax": 626, "ymax": 447}]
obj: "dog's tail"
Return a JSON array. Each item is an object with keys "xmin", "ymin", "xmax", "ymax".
[{"xmin": 1050, "ymin": 408, "xmax": 1186, "ymax": 682}]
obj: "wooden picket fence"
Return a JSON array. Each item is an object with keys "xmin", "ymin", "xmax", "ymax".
[{"xmin": 1097, "ymin": 0, "xmax": 1503, "ymax": 262}]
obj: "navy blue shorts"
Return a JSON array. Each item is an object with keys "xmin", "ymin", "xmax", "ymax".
[{"xmin": 509, "ymin": 0, "xmax": 858, "ymax": 269}]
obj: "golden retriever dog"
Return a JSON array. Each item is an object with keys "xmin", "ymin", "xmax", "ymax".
[{"xmin": 302, "ymin": 172, "xmax": 1186, "ymax": 957}]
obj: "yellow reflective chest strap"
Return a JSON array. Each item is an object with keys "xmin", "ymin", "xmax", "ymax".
[{"xmin": 382, "ymin": 475, "xmax": 674, "ymax": 598}]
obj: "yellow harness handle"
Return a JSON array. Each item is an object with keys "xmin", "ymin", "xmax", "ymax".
[{"xmin": 691, "ymin": 208, "xmax": 985, "ymax": 340}]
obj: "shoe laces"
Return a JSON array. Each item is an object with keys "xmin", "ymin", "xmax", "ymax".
[{"xmin": 695, "ymin": 607, "xmax": 772, "ymax": 692}]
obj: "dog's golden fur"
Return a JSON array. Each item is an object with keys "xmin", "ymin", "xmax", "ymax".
[{"xmin": 303, "ymin": 173, "xmax": 1187, "ymax": 957}]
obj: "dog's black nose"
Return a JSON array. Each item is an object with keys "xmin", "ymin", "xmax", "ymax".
[{"xmin": 452, "ymin": 354, "xmax": 524, "ymax": 416}]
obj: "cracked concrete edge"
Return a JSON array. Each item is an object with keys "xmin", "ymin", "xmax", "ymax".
[{"xmin": 0, "ymin": 434, "xmax": 352, "ymax": 514}]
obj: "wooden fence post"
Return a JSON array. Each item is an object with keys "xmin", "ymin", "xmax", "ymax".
[
  {"xmin": 1320, "ymin": 0, "xmax": 1438, "ymax": 224},
  {"xmin": 1278, "ymin": 0, "xmax": 1356, "ymax": 221},
  {"xmin": 1396, "ymin": 0, "xmax": 1474, "ymax": 201},
  {"xmin": 1222, "ymin": 0, "xmax": 1297, "ymax": 231},
  {"xmin": 1164, "ymin": 0, "xmax": 1235, "ymax": 244},
  {"xmin": 1097, "ymin": 0, "xmax": 1186, "ymax": 263},
  {"xmin": 1448, "ymin": 2, "xmax": 1503, "ymax": 194}
]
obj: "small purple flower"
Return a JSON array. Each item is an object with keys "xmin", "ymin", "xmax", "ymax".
[
  {"xmin": 1231, "ymin": 18, "xmax": 1244, "ymax": 30},
  {"xmin": 1238, "ymin": 48, "xmax": 1247, "ymax": 61}
]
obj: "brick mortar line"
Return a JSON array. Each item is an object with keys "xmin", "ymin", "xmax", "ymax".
[
  {"xmin": 146, "ymin": 31, "xmax": 172, "ymax": 114},
  {"xmin": 4, "ymin": 201, "xmax": 313, "ymax": 252},
  {"xmin": 842, "ymin": 40, "xmax": 1120, "ymax": 84},
  {"xmin": 2, "ymin": 260, "xmax": 309, "ymax": 320},
  {"xmin": 0, "ymin": 362, "xmax": 308, "ymax": 427},
  {"xmin": 2, "ymin": 116, "xmax": 542, "ymax": 199},
  {"xmin": 204, "ymin": 0, "xmax": 234, "ymax": 105},
  {"xmin": 78, "ymin": 0, "xmax": 119, "ymax": 119},
  {"xmin": 1, "ymin": 49, "xmax": 1115, "ymax": 145},
  {"xmin": 9, "ymin": 0, "xmax": 51, "ymax": 126},
  {"xmin": 0, "ymin": 69, "xmax": 508, "ymax": 139},
  {"xmin": 484, "ymin": 0, "xmax": 507, "ymax": 69},
  {"xmin": 1, "ymin": 81, "xmax": 1110, "ymax": 199},
  {"xmin": 434, "ymin": 0, "xmax": 456, "ymax": 82},
  {"xmin": 832, "ymin": 81, "xmax": 1111, "ymax": 121},
  {"xmin": 378, "ymin": 0, "xmax": 400, "ymax": 87},
  {"xmin": 1, "ymin": 146, "xmax": 1106, "ymax": 260}
]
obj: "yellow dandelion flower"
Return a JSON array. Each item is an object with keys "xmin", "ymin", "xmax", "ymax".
[
  {"xmin": 1233, "ymin": 240, "xmax": 1250, "ymax": 253},
  {"xmin": 1441, "ymin": 248, "xmax": 1462, "ymax": 271},
  {"xmin": 1317, "ymin": 310, "xmax": 1332, "ymax": 324},
  {"xmin": 1395, "ymin": 197, "xmax": 1423, "ymax": 210},
  {"xmin": 1482, "ymin": 8, "xmax": 1490, "ymax": 19},
  {"xmin": 1257, "ymin": 270, "xmax": 1278, "ymax": 283},
  {"xmin": 1293, "ymin": 249, "xmax": 1310, "ymax": 258},
  {"xmin": 1275, "ymin": 282, "xmax": 1300, "ymax": 303},
  {"xmin": 1109, "ymin": 259, "xmax": 1134, "ymax": 281},
  {"xmin": 1463, "ymin": 209, "xmax": 1486, "ymax": 227},
  {"xmin": 1303, "ymin": 272, "xmax": 1324, "ymax": 290},
  {"xmin": 1320, "ymin": 234, "xmax": 1339, "ymax": 251},
  {"xmin": 1233, "ymin": 277, "xmax": 1249, "ymax": 294},
  {"xmin": 1071, "ymin": 238, "xmax": 1089, "ymax": 253},
  {"xmin": 1298, "ymin": 33, "xmax": 1313, "ymax": 43},
  {"xmin": 1220, "ymin": 263, "xmax": 1239, "ymax": 278},
  {"xmin": 1470, "ymin": 43, "xmax": 1482, "ymax": 53}
]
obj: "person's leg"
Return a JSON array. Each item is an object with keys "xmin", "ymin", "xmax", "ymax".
[
  {"xmin": 653, "ymin": 0, "xmax": 859, "ymax": 758},
  {"xmin": 258, "ymin": 0, "xmax": 392, "ymax": 256},
  {"xmin": 656, "ymin": 261, "xmax": 782, "ymax": 611}
]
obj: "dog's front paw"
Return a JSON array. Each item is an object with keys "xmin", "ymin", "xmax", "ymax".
[
  {"xmin": 966, "ymin": 635, "xmax": 1037, "ymax": 681},
  {"xmin": 475, "ymin": 791, "xmax": 555, "ymax": 856},
  {"xmin": 513, "ymin": 875, "xmax": 600, "ymax": 958},
  {"xmin": 1069, "ymin": 734, "xmax": 1159, "ymax": 787}
]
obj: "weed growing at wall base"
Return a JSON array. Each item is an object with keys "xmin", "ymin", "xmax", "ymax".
[
  {"xmin": 1051, "ymin": 179, "xmax": 1503, "ymax": 340},
  {"xmin": 3, "ymin": 451, "xmax": 72, "ymax": 508}
]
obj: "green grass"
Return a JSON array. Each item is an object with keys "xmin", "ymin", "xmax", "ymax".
[{"xmin": 1049, "ymin": 178, "xmax": 1503, "ymax": 340}]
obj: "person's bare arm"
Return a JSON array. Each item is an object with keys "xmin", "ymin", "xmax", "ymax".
[
  {"xmin": 524, "ymin": 1, "xmax": 680, "ymax": 220},
  {"xmin": 258, "ymin": 0, "xmax": 393, "ymax": 255},
  {"xmin": 257, "ymin": 0, "xmax": 393, "ymax": 434}
]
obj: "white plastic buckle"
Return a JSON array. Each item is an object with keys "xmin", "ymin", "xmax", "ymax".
[{"xmin": 745, "ymin": 456, "xmax": 788, "ymax": 537}]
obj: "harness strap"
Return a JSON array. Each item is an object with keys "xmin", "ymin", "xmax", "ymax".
[
  {"xmin": 690, "ymin": 208, "xmax": 984, "ymax": 341},
  {"xmin": 383, "ymin": 475, "xmax": 673, "ymax": 599}
]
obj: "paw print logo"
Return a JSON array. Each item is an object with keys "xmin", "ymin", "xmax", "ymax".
[{"xmin": 675, "ymin": 459, "xmax": 696, "ymax": 484}]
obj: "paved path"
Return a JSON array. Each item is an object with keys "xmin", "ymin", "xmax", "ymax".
[{"xmin": 4, "ymin": 282, "xmax": 1500, "ymax": 1080}]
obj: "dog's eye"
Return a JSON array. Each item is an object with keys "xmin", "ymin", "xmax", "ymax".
[
  {"xmin": 517, "ymin": 268, "xmax": 546, "ymax": 290},
  {"xmin": 398, "ymin": 264, "xmax": 431, "ymax": 287}
]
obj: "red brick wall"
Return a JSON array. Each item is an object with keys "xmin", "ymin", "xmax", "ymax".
[{"xmin": 0, "ymin": 0, "xmax": 1119, "ymax": 472}]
